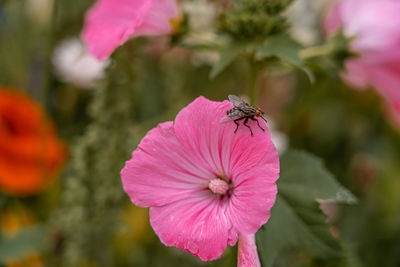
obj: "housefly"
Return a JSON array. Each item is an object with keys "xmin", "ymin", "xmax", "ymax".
[{"xmin": 220, "ymin": 94, "xmax": 267, "ymax": 136}]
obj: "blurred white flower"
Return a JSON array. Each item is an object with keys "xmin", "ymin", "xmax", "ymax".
[
  {"xmin": 286, "ymin": 0, "xmax": 330, "ymax": 45},
  {"xmin": 183, "ymin": 0, "xmax": 220, "ymax": 66},
  {"xmin": 270, "ymin": 129, "xmax": 289, "ymax": 155},
  {"xmin": 27, "ymin": 0, "xmax": 53, "ymax": 25},
  {"xmin": 266, "ymin": 118, "xmax": 289, "ymax": 155},
  {"xmin": 52, "ymin": 38, "xmax": 110, "ymax": 88},
  {"xmin": 183, "ymin": 0, "xmax": 216, "ymax": 32},
  {"xmin": 190, "ymin": 50, "xmax": 219, "ymax": 66}
]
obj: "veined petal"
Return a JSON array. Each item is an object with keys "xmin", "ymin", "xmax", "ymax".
[
  {"xmin": 135, "ymin": 0, "xmax": 179, "ymax": 36},
  {"xmin": 173, "ymin": 96, "xmax": 274, "ymax": 179},
  {"xmin": 82, "ymin": 0, "xmax": 178, "ymax": 60},
  {"xmin": 227, "ymin": 153, "xmax": 279, "ymax": 234},
  {"xmin": 150, "ymin": 193, "xmax": 230, "ymax": 261},
  {"xmin": 174, "ymin": 97, "xmax": 233, "ymax": 175},
  {"xmin": 229, "ymin": 128, "xmax": 276, "ymax": 179},
  {"xmin": 121, "ymin": 122, "xmax": 212, "ymax": 208},
  {"xmin": 83, "ymin": 0, "xmax": 153, "ymax": 59}
]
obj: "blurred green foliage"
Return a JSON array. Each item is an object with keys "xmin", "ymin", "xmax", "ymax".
[{"xmin": 257, "ymin": 150, "xmax": 356, "ymax": 267}]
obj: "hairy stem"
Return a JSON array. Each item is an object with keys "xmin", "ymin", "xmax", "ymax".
[
  {"xmin": 42, "ymin": 0, "xmax": 59, "ymax": 112},
  {"xmin": 247, "ymin": 57, "xmax": 259, "ymax": 106},
  {"xmin": 300, "ymin": 43, "xmax": 334, "ymax": 60}
]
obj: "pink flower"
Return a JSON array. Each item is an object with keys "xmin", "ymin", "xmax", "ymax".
[
  {"xmin": 121, "ymin": 96, "xmax": 279, "ymax": 262},
  {"xmin": 324, "ymin": 0, "xmax": 400, "ymax": 127},
  {"xmin": 82, "ymin": 0, "xmax": 179, "ymax": 60}
]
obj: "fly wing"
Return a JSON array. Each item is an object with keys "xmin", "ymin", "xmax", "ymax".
[
  {"xmin": 228, "ymin": 94, "xmax": 246, "ymax": 107},
  {"xmin": 219, "ymin": 116, "xmax": 234, "ymax": 123},
  {"xmin": 220, "ymin": 108, "xmax": 244, "ymax": 123}
]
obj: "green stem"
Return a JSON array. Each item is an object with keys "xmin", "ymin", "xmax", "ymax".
[
  {"xmin": 42, "ymin": 0, "xmax": 59, "ymax": 112},
  {"xmin": 299, "ymin": 43, "xmax": 334, "ymax": 60},
  {"xmin": 247, "ymin": 57, "xmax": 259, "ymax": 106}
]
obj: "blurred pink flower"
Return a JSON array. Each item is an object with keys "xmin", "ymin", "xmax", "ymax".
[
  {"xmin": 325, "ymin": 0, "xmax": 400, "ymax": 127},
  {"xmin": 121, "ymin": 96, "xmax": 279, "ymax": 262},
  {"xmin": 82, "ymin": 0, "xmax": 179, "ymax": 60}
]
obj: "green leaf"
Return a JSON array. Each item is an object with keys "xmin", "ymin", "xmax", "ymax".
[
  {"xmin": 256, "ymin": 34, "xmax": 303, "ymax": 66},
  {"xmin": 257, "ymin": 150, "xmax": 357, "ymax": 267},
  {"xmin": 256, "ymin": 34, "xmax": 315, "ymax": 82},
  {"xmin": 0, "ymin": 226, "xmax": 46, "ymax": 263},
  {"xmin": 209, "ymin": 43, "xmax": 249, "ymax": 79}
]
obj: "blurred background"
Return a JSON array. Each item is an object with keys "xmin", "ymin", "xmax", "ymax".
[{"xmin": 0, "ymin": 0, "xmax": 400, "ymax": 266}]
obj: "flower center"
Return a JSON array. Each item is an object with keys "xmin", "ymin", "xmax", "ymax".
[{"xmin": 208, "ymin": 178, "xmax": 230, "ymax": 195}]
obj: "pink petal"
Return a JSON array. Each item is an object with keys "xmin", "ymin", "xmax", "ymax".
[
  {"xmin": 340, "ymin": 0, "xmax": 400, "ymax": 54},
  {"xmin": 228, "ymin": 228, "xmax": 239, "ymax": 246},
  {"xmin": 369, "ymin": 62, "xmax": 400, "ymax": 103},
  {"xmin": 173, "ymin": 97, "xmax": 234, "ymax": 175},
  {"xmin": 121, "ymin": 122, "xmax": 213, "ymax": 207},
  {"xmin": 227, "ymin": 152, "xmax": 279, "ymax": 234},
  {"xmin": 340, "ymin": 59, "xmax": 370, "ymax": 89},
  {"xmin": 229, "ymin": 129, "xmax": 277, "ymax": 178},
  {"xmin": 237, "ymin": 234, "xmax": 261, "ymax": 267},
  {"xmin": 135, "ymin": 0, "xmax": 179, "ymax": 36},
  {"xmin": 325, "ymin": 0, "xmax": 400, "ymax": 60},
  {"xmin": 173, "ymin": 96, "xmax": 275, "ymax": 178},
  {"xmin": 368, "ymin": 63, "xmax": 400, "ymax": 127},
  {"xmin": 150, "ymin": 193, "xmax": 231, "ymax": 261},
  {"xmin": 82, "ymin": 0, "xmax": 178, "ymax": 60},
  {"xmin": 323, "ymin": 0, "xmax": 343, "ymax": 35},
  {"xmin": 386, "ymin": 101, "xmax": 400, "ymax": 130}
]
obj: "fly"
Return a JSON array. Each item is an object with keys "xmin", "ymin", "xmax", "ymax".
[{"xmin": 220, "ymin": 94, "xmax": 267, "ymax": 136}]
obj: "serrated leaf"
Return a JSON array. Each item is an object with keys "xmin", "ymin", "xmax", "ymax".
[
  {"xmin": 209, "ymin": 43, "xmax": 248, "ymax": 79},
  {"xmin": 257, "ymin": 150, "xmax": 357, "ymax": 267},
  {"xmin": 0, "ymin": 226, "xmax": 46, "ymax": 263}
]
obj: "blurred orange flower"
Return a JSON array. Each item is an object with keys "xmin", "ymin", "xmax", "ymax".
[{"xmin": 0, "ymin": 87, "xmax": 67, "ymax": 195}]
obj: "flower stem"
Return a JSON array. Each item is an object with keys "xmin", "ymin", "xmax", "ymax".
[
  {"xmin": 247, "ymin": 57, "xmax": 259, "ymax": 106},
  {"xmin": 237, "ymin": 234, "xmax": 261, "ymax": 267},
  {"xmin": 42, "ymin": 0, "xmax": 59, "ymax": 112},
  {"xmin": 299, "ymin": 43, "xmax": 334, "ymax": 60}
]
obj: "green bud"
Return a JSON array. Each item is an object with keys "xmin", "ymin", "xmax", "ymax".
[{"xmin": 218, "ymin": 0, "xmax": 293, "ymax": 40}]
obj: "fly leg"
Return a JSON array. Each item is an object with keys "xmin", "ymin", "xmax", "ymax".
[
  {"xmin": 233, "ymin": 117, "xmax": 245, "ymax": 133},
  {"xmin": 243, "ymin": 117, "xmax": 253, "ymax": 136},
  {"xmin": 250, "ymin": 116, "xmax": 265, "ymax": 132}
]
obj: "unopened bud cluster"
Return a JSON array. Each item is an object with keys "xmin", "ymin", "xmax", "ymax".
[{"xmin": 219, "ymin": 0, "xmax": 294, "ymax": 40}]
